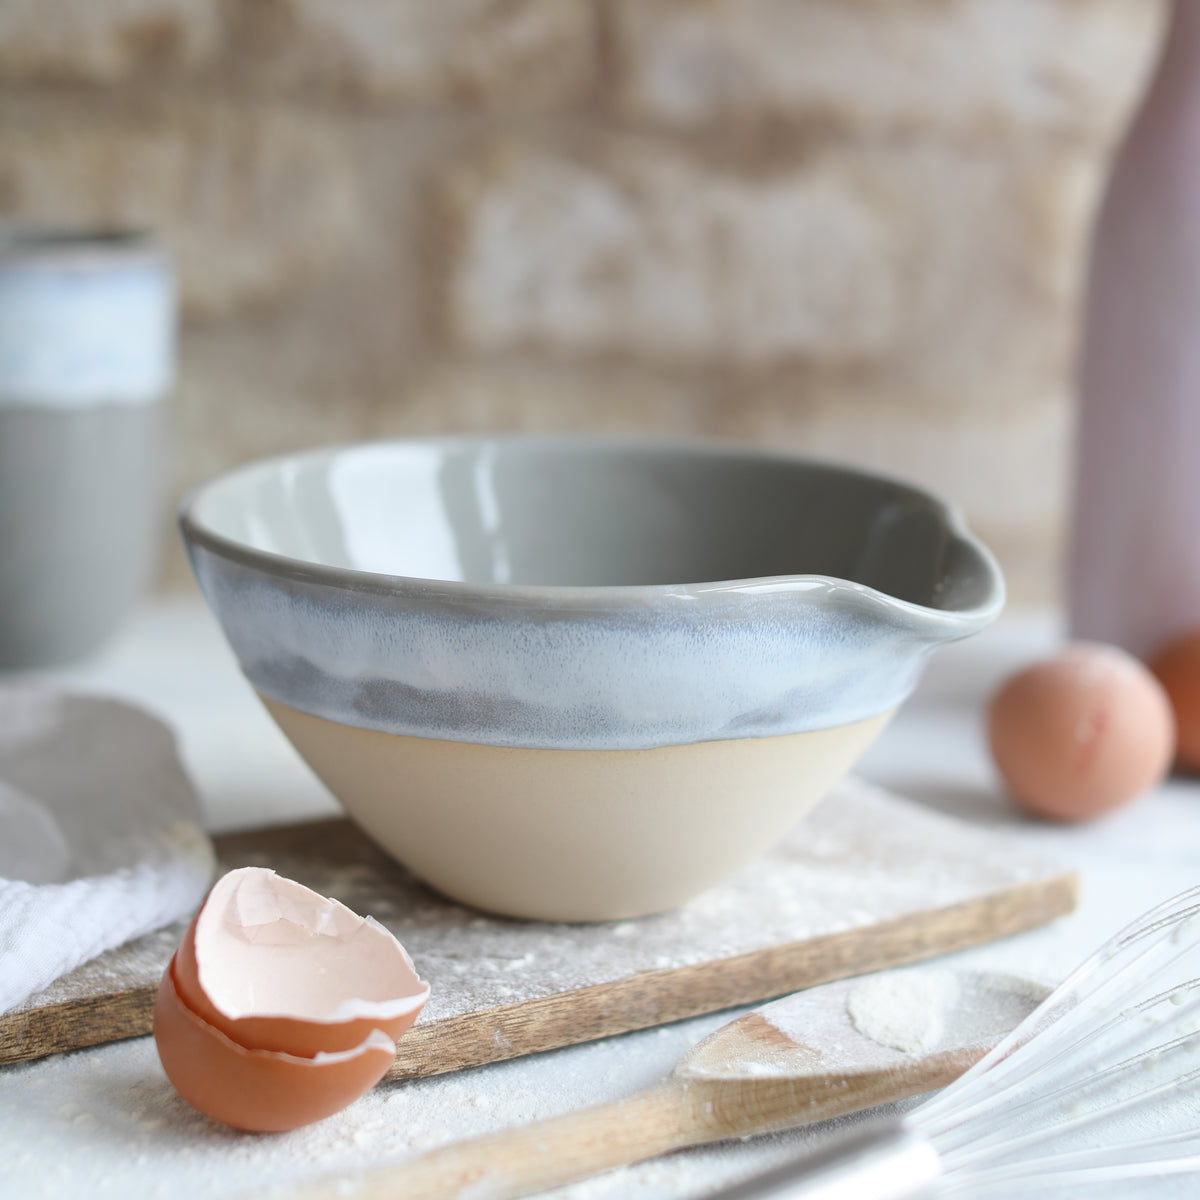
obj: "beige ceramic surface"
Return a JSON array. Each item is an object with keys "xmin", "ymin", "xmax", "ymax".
[{"xmin": 262, "ymin": 696, "xmax": 894, "ymax": 921}]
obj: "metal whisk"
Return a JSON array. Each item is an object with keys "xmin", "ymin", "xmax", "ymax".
[{"xmin": 704, "ymin": 885, "xmax": 1200, "ymax": 1199}]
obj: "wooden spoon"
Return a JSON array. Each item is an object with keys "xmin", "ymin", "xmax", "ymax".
[{"xmin": 292, "ymin": 967, "xmax": 1047, "ymax": 1200}]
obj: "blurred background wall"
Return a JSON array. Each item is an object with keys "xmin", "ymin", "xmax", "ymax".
[{"xmin": 0, "ymin": 0, "xmax": 1165, "ymax": 603}]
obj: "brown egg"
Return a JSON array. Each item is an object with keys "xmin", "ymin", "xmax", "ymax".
[
  {"xmin": 987, "ymin": 642, "xmax": 1175, "ymax": 822},
  {"xmin": 154, "ymin": 866, "xmax": 430, "ymax": 1131},
  {"xmin": 1149, "ymin": 628, "xmax": 1200, "ymax": 773}
]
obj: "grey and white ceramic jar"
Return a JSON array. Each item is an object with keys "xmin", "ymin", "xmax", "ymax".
[{"xmin": 0, "ymin": 229, "xmax": 174, "ymax": 667}]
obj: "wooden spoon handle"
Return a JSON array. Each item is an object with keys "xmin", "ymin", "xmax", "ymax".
[
  {"xmin": 288, "ymin": 1052, "xmax": 981, "ymax": 1200},
  {"xmin": 292, "ymin": 1081, "xmax": 702, "ymax": 1200}
]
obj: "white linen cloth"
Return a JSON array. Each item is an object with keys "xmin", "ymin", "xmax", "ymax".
[{"xmin": 0, "ymin": 684, "xmax": 214, "ymax": 1013}]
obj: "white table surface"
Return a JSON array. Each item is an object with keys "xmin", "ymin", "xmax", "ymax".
[{"xmin": 3, "ymin": 597, "xmax": 1200, "ymax": 1199}]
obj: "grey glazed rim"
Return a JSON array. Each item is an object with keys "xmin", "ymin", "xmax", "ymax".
[{"xmin": 178, "ymin": 434, "xmax": 1006, "ymax": 632}]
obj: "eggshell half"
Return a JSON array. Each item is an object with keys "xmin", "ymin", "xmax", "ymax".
[
  {"xmin": 173, "ymin": 866, "xmax": 430, "ymax": 1056},
  {"xmin": 154, "ymin": 957, "xmax": 397, "ymax": 1132}
]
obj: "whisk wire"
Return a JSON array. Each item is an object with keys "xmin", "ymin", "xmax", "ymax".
[
  {"xmin": 912, "ymin": 886, "xmax": 1200, "ymax": 1194},
  {"xmin": 936, "ymin": 1051, "xmax": 1200, "ymax": 1173},
  {"xmin": 915, "ymin": 886, "xmax": 1200, "ymax": 1142},
  {"xmin": 932, "ymin": 998, "xmax": 1200, "ymax": 1162},
  {"xmin": 698, "ymin": 887, "xmax": 1200, "ymax": 1199},
  {"xmin": 939, "ymin": 1137, "xmax": 1200, "ymax": 1196}
]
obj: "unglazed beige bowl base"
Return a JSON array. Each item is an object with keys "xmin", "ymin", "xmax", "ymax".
[{"xmin": 261, "ymin": 697, "xmax": 894, "ymax": 922}]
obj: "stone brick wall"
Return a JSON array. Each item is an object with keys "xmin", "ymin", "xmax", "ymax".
[{"xmin": 0, "ymin": 0, "xmax": 1165, "ymax": 601}]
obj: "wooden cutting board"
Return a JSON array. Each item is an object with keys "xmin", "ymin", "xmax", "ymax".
[{"xmin": 0, "ymin": 778, "xmax": 1075, "ymax": 1077}]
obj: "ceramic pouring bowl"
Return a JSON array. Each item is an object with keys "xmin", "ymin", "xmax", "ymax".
[{"xmin": 180, "ymin": 436, "xmax": 1004, "ymax": 921}]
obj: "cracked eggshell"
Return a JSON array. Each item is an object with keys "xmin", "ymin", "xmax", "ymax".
[
  {"xmin": 154, "ymin": 866, "xmax": 430, "ymax": 1131},
  {"xmin": 154, "ymin": 959, "xmax": 398, "ymax": 1132},
  {"xmin": 173, "ymin": 866, "xmax": 430, "ymax": 1056}
]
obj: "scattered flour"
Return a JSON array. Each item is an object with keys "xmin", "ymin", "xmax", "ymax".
[
  {"xmin": 846, "ymin": 969, "xmax": 961, "ymax": 1054},
  {"xmin": 0, "ymin": 1012, "xmax": 853, "ymax": 1200},
  {"xmin": 12, "ymin": 778, "xmax": 1060, "ymax": 1030},
  {"xmin": 847, "ymin": 969, "xmax": 1051, "ymax": 1056},
  {"xmin": 0, "ymin": 780, "xmax": 1057, "ymax": 1198}
]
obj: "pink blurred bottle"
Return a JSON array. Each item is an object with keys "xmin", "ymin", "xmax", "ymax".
[{"xmin": 1069, "ymin": 1, "xmax": 1200, "ymax": 662}]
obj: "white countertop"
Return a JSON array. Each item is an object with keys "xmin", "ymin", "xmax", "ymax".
[{"xmin": 3, "ymin": 598, "xmax": 1200, "ymax": 1199}]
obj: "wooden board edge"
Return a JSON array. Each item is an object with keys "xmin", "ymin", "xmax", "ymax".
[
  {"xmin": 0, "ymin": 983, "xmax": 158, "ymax": 1067},
  {"xmin": 385, "ymin": 870, "xmax": 1079, "ymax": 1080},
  {"xmin": 0, "ymin": 871, "xmax": 1077, "ymax": 1072}
]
